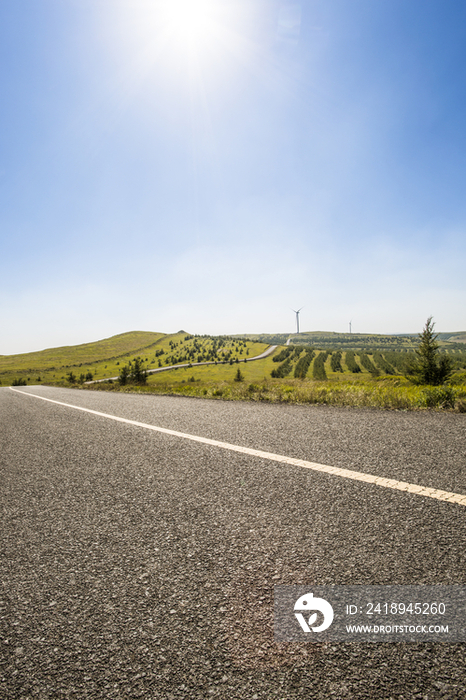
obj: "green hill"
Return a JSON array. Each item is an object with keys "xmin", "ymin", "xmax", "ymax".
[
  {"xmin": 438, "ymin": 332, "xmax": 466, "ymax": 344},
  {"xmin": 0, "ymin": 331, "xmax": 266, "ymax": 386},
  {"xmin": 242, "ymin": 331, "xmax": 466, "ymax": 352},
  {"xmin": 0, "ymin": 331, "xmax": 165, "ymax": 372},
  {"xmin": 0, "ymin": 331, "xmax": 166, "ymax": 385},
  {"xmin": 2, "ymin": 328, "xmax": 466, "ymax": 389}
]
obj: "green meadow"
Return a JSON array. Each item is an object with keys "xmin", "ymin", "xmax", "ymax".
[
  {"xmin": 2, "ymin": 330, "xmax": 466, "ymax": 411},
  {"xmin": 0, "ymin": 331, "xmax": 268, "ymax": 387},
  {"xmin": 92, "ymin": 339, "xmax": 466, "ymax": 412},
  {"xmin": 125, "ymin": 349, "xmax": 466, "ymax": 411},
  {"xmin": 0, "ymin": 331, "xmax": 165, "ymax": 386}
]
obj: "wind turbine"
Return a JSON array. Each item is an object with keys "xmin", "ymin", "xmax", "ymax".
[
  {"xmin": 349, "ymin": 320, "xmax": 352, "ymax": 334},
  {"xmin": 292, "ymin": 307, "xmax": 303, "ymax": 334}
]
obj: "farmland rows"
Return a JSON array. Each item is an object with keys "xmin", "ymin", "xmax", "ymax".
[{"xmin": 268, "ymin": 347, "xmax": 466, "ymax": 382}]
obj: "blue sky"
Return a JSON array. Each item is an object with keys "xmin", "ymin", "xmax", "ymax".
[{"xmin": 1, "ymin": 0, "xmax": 465, "ymax": 353}]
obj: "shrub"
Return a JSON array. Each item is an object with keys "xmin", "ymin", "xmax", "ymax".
[
  {"xmin": 359, "ymin": 353, "xmax": 379, "ymax": 376},
  {"xmin": 66, "ymin": 372, "xmax": 77, "ymax": 384},
  {"xmin": 418, "ymin": 385, "xmax": 456, "ymax": 409},
  {"xmin": 313, "ymin": 352, "xmax": 328, "ymax": 380},
  {"xmin": 119, "ymin": 365, "xmax": 130, "ymax": 385},
  {"xmin": 12, "ymin": 378, "xmax": 27, "ymax": 386},
  {"xmin": 273, "ymin": 347, "xmax": 292, "ymax": 363},
  {"xmin": 330, "ymin": 351, "xmax": 343, "ymax": 372},
  {"xmin": 408, "ymin": 317, "xmax": 454, "ymax": 385},
  {"xmin": 294, "ymin": 349, "xmax": 315, "ymax": 379},
  {"xmin": 130, "ymin": 357, "xmax": 147, "ymax": 384},
  {"xmin": 345, "ymin": 351, "xmax": 361, "ymax": 373},
  {"xmin": 271, "ymin": 357, "xmax": 293, "ymax": 378},
  {"xmin": 234, "ymin": 368, "xmax": 244, "ymax": 382},
  {"xmin": 373, "ymin": 352, "xmax": 395, "ymax": 375}
]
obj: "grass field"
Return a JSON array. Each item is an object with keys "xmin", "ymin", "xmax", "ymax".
[
  {"xmin": 0, "ymin": 331, "xmax": 165, "ymax": 386},
  {"xmin": 88, "ymin": 375, "xmax": 465, "ymax": 411},
  {"xmin": 0, "ymin": 331, "xmax": 269, "ymax": 387},
  {"xmin": 87, "ymin": 343, "xmax": 466, "ymax": 412},
  {"xmin": 2, "ymin": 331, "xmax": 466, "ymax": 411}
]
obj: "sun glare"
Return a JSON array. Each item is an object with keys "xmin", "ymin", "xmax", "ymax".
[
  {"xmin": 157, "ymin": 0, "xmax": 224, "ymax": 52},
  {"xmin": 112, "ymin": 0, "xmax": 252, "ymax": 92}
]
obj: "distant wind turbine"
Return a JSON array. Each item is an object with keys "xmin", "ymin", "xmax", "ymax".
[
  {"xmin": 292, "ymin": 307, "xmax": 303, "ymax": 334},
  {"xmin": 349, "ymin": 320, "xmax": 352, "ymax": 334}
]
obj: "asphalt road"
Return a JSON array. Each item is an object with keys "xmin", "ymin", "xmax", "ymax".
[{"xmin": 1, "ymin": 386, "xmax": 466, "ymax": 699}]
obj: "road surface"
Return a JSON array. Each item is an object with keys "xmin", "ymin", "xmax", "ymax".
[{"xmin": 1, "ymin": 386, "xmax": 466, "ymax": 699}]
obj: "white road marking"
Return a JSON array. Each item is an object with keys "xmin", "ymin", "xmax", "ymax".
[{"xmin": 10, "ymin": 387, "xmax": 466, "ymax": 507}]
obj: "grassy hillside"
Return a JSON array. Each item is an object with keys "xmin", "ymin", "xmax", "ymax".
[
  {"xmin": 86, "ymin": 344, "xmax": 466, "ymax": 412},
  {"xmin": 0, "ymin": 332, "xmax": 269, "ymax": 387},
  {"xmin": 3, "ymin": 330, "xmax": 466, "ymax": 410},
  {"xmin": 438, "ymin": 332, "xmax": 466, "ymax": 344},
  {"xmin": 142, "ymin": 345, "xmax": 466, "ymax": 387},
  {"xmin": 83, "ymin": 339, "xmax": 465, "ymax": 411},
  {"xmin": 0, "ymin": 331, "xmax": 164, "ymax": 369},
  {"xmin": 0, "ymin": 331, "xmax": 165, "ymax": 385}
]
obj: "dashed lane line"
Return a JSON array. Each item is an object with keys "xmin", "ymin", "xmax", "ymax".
[{"xmin": 10, "ymin": 387, "xmax": 466, "ymax": 507}]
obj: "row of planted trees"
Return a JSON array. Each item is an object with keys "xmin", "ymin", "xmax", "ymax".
[
  {"xmin": 269, "ymin": 319, "xmax": 454, "ymax": 386},
  {"xmin": 165, "ymin": 337, "xmax": 248, "ymax": 367},
  {"xmin": 62, "ymin": 319, "xmax": 454, "ymax": 389}
]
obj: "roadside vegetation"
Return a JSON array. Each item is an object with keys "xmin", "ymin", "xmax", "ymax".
[{"xmin": 3, "ymin": 323, "xmax": 466, "ymax": 411}]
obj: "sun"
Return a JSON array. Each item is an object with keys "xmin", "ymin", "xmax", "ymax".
[
  {"xmin": 157, "ymin": 0, "xmax": 223, "ymax": 52},
  {"xmin": 112, "ymin": 0, "xmax": 247, "ymax": 89}
]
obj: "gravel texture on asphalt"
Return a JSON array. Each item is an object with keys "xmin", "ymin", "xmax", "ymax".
[{"xmin": 1, "ymin": 386, "xmax": 466, "ymax": 699}]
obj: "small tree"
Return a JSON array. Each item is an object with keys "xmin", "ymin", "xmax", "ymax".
[
  {"xmin": 119, "ymin": 364, "xmax": 130, "ymax": 386},
  {"xmin": 234, "ymin": 367, "xmax": 244, "ymax": 382},
  {"xmin": 409, "ymin": 317, "xmax": 453, "ymax": 385},
  {"xmin": 66, "ymin": 371, "xmax": 77, "ymax": 384},
  {"xmin": 129, "ymin": 357, "xmax": 147, "ymax": 385}
]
